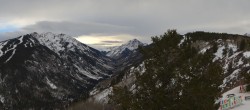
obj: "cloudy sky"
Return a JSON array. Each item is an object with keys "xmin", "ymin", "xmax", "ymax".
[{"xmin": 0, "ymin": 0, "xmax": 250, "ymax": 49}]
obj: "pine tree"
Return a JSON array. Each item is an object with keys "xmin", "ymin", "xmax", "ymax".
[
  {"xmin": 110, "ymin": 30, "xmax": 223, "ymax": 110},
  {"xmin": 239, "ymin": 39, "xmax": 246, "ymax": 51},
  {"xmin": 223, "ymin": 43, "xmax": 228, "ymax": 56},
  {"xmin": 109, "ymin": 86, "xmax": 132, "ymax": 110},
  {"xmin": 228, "ymin": 48, "xmax": 234, "ymax": 56},
  {"xmin": 212, "ymin": 42, "xmax": 218, "ymax": 53}
]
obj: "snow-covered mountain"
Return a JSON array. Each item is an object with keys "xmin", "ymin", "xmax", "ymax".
[
  {"xmin": 32, "ymin": 32, "xmax": 114, "ymax": 79},
  {"xmin": 106, "ymin": 39, "xmax": 146, "ymax": 58},
  {"xmin": 104, "ymin": 39, "xmax": 146, "ymax": 74},
  {"xmin": 6, "ymin": 31, "xmax": 250, "ymax": 109},
  {"xmin": 0, "ymin": 32, "xmax": 114, "ymax": 109}
]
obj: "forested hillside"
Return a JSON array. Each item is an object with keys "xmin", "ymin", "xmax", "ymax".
[{"xmin": 107, "ymin": 30, "xmax": 250, "ymax": 110}]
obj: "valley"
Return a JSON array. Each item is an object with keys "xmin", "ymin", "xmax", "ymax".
[{"xmin": 0, "ymin": 31, "xmax": 250, "ymax": 109}]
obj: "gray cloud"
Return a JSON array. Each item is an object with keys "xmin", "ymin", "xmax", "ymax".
[
  {"xmin": 21, "ymin": 21, "xmax": 132, "ymax": 36},
  {"xmin": 101, "ymin": 40, "xmax": 123, "ymax": 43},
  {"xmin": 0, "ymin": 0, "xmax": 250, "ymax": 44},
  {"xmin": 92, "ymin": 43, "xmax": 114, "ymax": 46}
]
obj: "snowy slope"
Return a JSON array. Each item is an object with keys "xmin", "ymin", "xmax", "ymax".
[
  {"xmin": 90, "ymin": 35, "xmax": 250, "ymax": 106},
  {"xmin": 89, "ymin": 62, "xmax": 146, "ymax": 103},
  {"xmin": 33, "ymin": 32, "xmax": 92, "ymax": 55},
  {"xmin": 31, "ymin": 32, "xmax": 114, "ymax": 80},
  {"xmin": 0, "ymin": 32, "xmax": 115, "ymax": 109},
  {"xmin": 195, "ymin": 39, "xmax": 250, "ymax": 91},
  {"xmin": 106, "ymin": 39, "xmax": 146, "ymax": 58}
]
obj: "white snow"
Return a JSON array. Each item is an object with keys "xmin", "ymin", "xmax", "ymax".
[
  {"xmin": 243, "ymin": 51, "xmax": 250, "ymax": 58},
  {"xmin": 220, "ymin": 85, "xmax": 250, "ymax": 110},
  {"xmin": 221, "ymin": 69, "xmax": 240, "ymax": 88},
  {"xmin": 0, "ymin": 36, "xmax": 26, "ymax": 63},
  {"xmin": 19, "ymin": 35, "xmax": 23, "ymax": 44},
  {"xmin": 91, "ymin": 87, "xmax": 113, "ymax": 103},
  {"xmin": 228, "ymin": 44, "xmax": 237, "ymax": 52},
  {"xmin": 200, "ymin": 46, "xmax": 211, "ymax": 53},
  {"xmin": 33, "ymin": 32, "xmax": 92, "ymax": 55},
  {"xmin": 229, "ymin": 52, "xmax": 241, "ymax": 59},
  {"xmin": 0, "ymin": 95, "xmax": 4, "ymax": 103},
  {"xmin": 74, "ymin": 64, "xmax": 102, "ymax": 80},
  {"xmin": 178, "ymin": 36, "xmax": 186, "ymax": 46},
  {"xmin": 0, "ymin": 41, "xmax": 7, "ymax": 57},
  {"xmin": 243, "ymin": 63, "xmax": 250, "ymax": 67},
  {"xmin": 213, "ymin": 46, "xmax": 225, "ymax": 61},
  {"xmin": 237, "ymin": 58, "xmax": 244, "ymax": 66},
  {"xmin": 34, "ymin": 32, "xmax": 65, "ymax": 54},
  {"xmin": 128, "ymin": 62, "xmax": 145, "ymax": 76},
  {"xmin": 45, "ymin": 77, "xmax": 57, "ymax": 89},
  {"xmin": 5, "ymin": 49, "xmax": 16, "ymax": 63},
  {"xmin": 33, "ymin": 32, "xmax": 107, "ymax": 65},
  {"xmin": 90, "ymin": 88, "xmax": 99, "ymax": 96},
  {"xmin": 106, "ymin": 39, "xmax": 146, "ymax": 57}
]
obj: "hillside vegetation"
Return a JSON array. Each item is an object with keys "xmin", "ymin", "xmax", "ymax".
[{"xmin": 109, "ymin": 30, "xmax": 250, "ymax": 110}]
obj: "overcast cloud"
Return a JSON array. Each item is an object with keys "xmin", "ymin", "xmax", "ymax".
[{"xmin": 0, "ymin": 0, "xmax": 250, "ymax": 49}]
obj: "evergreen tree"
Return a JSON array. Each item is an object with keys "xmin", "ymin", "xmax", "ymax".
[
  {"xmin": 223, "ymin": 43, "xmax": 228, "ymax": 56},
  {"xmin": 212, "ymin": 42, "xmax": 218, "ymax": 53},
  {"xmin": 110, "ymin": 30, "xmax": 223, "ymax": 110},
  {"xmin": 239, "ymin": 39, "xmax": 246, "ymax": 51},
  {"xmin": 228, "ymin": 48, "xmax": 234, "ymax": 56},
  {"xmin": 109, "ymin": 86, "xmax": 132, "ymax": 110}
]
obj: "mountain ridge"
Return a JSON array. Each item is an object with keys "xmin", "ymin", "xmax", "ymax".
[{"xmin": 0, "ymin": 32, "xmax": 116, "ymax": 109}]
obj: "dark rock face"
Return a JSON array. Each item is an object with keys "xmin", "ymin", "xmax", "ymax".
[{"xmin": 0, "ymin": 33, "xmax": 114, "ymax": 109}]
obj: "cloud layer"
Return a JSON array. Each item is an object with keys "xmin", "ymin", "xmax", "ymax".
[{"xmin": 1, "ymin": 0, "xmax": 250, "ymax": 48}]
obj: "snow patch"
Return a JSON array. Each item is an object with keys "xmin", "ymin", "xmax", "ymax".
[
  {"xmin": 5, "ymin": 49, "xmax": 16, "ymax": 63},
  {"xmin": 237, "ymin": 58, "xmax": 244, "ymax": 66},
  {"xmin": 243, "ymin": 51, "xmax": 250, "ymax": 58},
  {"xmin": 213, "ymin": 46, "xmax": 225, "ymax": 61},
  {"xmin": 228, "ymin": 44, "xmax": 237, "ymax": 52},
  {"xmin": 221, "ymin": 69, "xmax": 240, "ymax": 88},
  {"xmin": 200, "ymin": 46, "xmax": 210, "ymax": 53},
  {"xmin": 92, "ymin": 87, "xmax": 113, "ymax": 103},
  {"xmin": 0, "ymin": 95, "xmax": 4, "ymax": 103},
  {"xmin": 74, "ymin": 64, "xmax": 102, "ymax": 80},
  {"xmin": 0, "ymin": 41, "xmax": 7, "ymax": 57},
  {"xmin": 229, "ymin": 52, "xmax": 241, "ymax": 59},
  {"xmin": 45, "ymin": 77, "xmax": 57, "ymax": 89},
  {"xmin": 178, "ymin": 36, "xmax": 186, "ymax": 46},
  {"xmin": 19, "ymin": 35, "xmax": 23, "ymax": 44}
]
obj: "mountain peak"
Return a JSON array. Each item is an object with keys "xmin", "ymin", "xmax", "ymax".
[
  {"xmin": 128, "ymin": 39, "xmax": 140, "ymax": 43},
  {"xmin": 106, "ymin": 39, "xmax": 146, "ymax": 58},
  {"xmin": 29, "ymin": 32, "xmax": 94, "ymax": 54},
  {"xmin": 123, "ymin": 39, "xmax": 145, "ymax": 50}
]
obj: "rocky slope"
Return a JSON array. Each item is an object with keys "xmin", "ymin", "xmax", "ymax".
[
  {"xmin": 0, "ymin": 32, "xmax": 114, "ymax": 109},
  {"xmin": 105, "ymin": 39, "xmax": 146, "ymax": 73}
]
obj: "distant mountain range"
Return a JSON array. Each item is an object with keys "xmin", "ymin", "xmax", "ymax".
[
  {"xmin": 0, "ymin": 32, "xmax": 145, "ymax": 109},
  {"xmin": 9, "ymin": 31, "xmax": 250, "ymax": 109}
]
